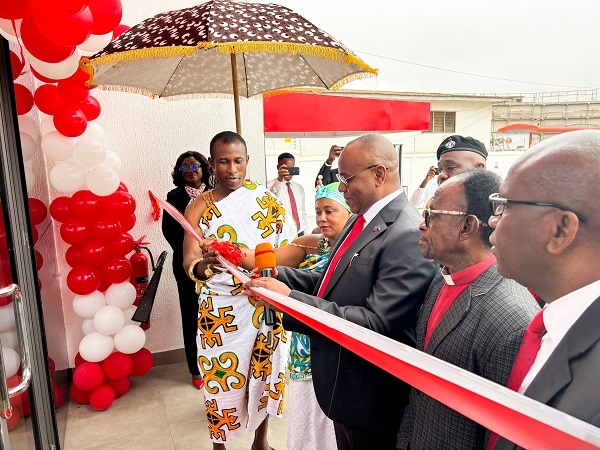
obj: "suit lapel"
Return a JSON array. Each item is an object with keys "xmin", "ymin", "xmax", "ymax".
[
  {"xmin": 523, "ymin": 295, "xmax": 600, "ymax": 404},
  {"xmin": 321, "ymin": 194, "xmax": 406, "ymax": 298},
  {"xmin": 416, "ymin": 275, "xmax": 444, "ymax": 351},
  {"xmin": 426, "ymin": 265, "xmax": 502, "ymax": 354}
]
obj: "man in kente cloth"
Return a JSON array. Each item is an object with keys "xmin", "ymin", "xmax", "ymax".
[{"xmin": 183, "ymin": 131, "xmax": 297, "ymax": 450}]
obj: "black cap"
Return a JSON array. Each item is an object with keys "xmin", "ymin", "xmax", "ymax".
[{"xmin": 436, "ymin": 135, "xmax": 488, "ymax": 160}]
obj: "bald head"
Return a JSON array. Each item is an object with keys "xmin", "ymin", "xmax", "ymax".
[{"xmin": 343, "ymin": 134, "xmax": 400, "ymax": 187}]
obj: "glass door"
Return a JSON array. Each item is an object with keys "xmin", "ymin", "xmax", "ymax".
[{"xmin": 0, "ymin": 38, "xmax": 61, "ymax": 450}]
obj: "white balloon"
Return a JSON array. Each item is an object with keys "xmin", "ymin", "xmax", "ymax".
[
  {"xmin": 81, "ymin": 318, "xmax": 96, "ymax": 336},
  {"xmin": 103, "ymin": 151, "xmax": 122, "ymax": 173},
  {"xmin": 20, "ymin": 132, "xmax": 37, "ymax": 161},
  {"xmin": 94, "ymin": 305, "xmax": 125, "ymax": 335},
  {"xmin": 78, "ymin": 32, "xmax": 113, "ymax": 54},
  {"xmin": 49, "ymin": 161, "xmax": 87, "ymax": 193},
  {"xmin": 105, "ymin": 282, "xmax": 136, "ymax": 309},
  {"xmin": 79, "ymin": 332, "xmax": 114, "ymax": 362},
  {"xmin": 40, "ymin": 116, "xmax": 57, "ymax": 136},
  {"xmin": 18, "ymin": 116, "xmax": 40, "ymax": 141},
  {"xmin": 81, "ymin": 121, "xmax": 106, "ymax": 143},
  {"xmin": 113, "ymin": 325, "xmax": 146, "ymax": 354},
  {"xmin": 72, "ymin": 291, "xmax": 106, "ymax": 319},
  {"xmin": 41, "ymin": 131, "xmax": 75, "ymax": 161},
  {"xmin": 0, "ymin": 19, "xmax": 21, "ymax": 44},
  {"xmin": 0, "ymin": 305, "xmax": 16, "ymax": 333},
  {"xmin": 25, "ymin": 49, "xmax": 80, "ymax": 80},
  {"xmin": 24, "ymin": 166, "xmax": 36, "ymax": 193},
  {"xmin": 122, "ymin": 305, "xmax": 140, "ymax": 326},
  {"xmin": 86, "ymin": 165, "xmax": 119, "ymax": 196},
  {"xmin": 2, "ymin": 348, "xmax": 20, "ymax": 378},
  {"xmin": 73, "ymin": 137, "xmax": 106, "ymax": 169},
  {"xmin": 0, "ymin": 329, "xmax": 19, "ymax": 350}
]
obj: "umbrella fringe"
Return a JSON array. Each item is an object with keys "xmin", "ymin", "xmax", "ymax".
[{"xmin": 82, "ymin": 42, "xmax": 377, "ymax": 76}]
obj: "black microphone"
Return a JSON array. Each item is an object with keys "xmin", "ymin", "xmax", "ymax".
[{"xmin": 255, "ymin": 242, "xmax": 277, "ymax": 326}]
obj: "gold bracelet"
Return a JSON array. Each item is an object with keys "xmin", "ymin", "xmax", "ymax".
[{"xmin": 188, "ymin": 258, "xmax": 214, "ymax": 283}]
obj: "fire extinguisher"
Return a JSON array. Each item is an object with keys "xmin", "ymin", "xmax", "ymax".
[{"xmin": 130, "ymin": 236, "xmax": 154, "ymax": 331}]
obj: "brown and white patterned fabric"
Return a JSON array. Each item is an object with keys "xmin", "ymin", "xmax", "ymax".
[{"xmin": 83, "ymin": 0, "xmax": 377, "ymax": 98}]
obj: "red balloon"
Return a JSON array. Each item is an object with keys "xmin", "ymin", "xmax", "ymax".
[
  {"xmin": 119, "ymin": 214, "xmax": 136, "ymax": 233},
  {"xmin": 70, "ymin": 384, "xmax": 90, "ymax": 404},
  {"xmin": 73, "ymin": 362, "xmax": 104, "ymax": 391},
  {"xmin": 103, "ymin": 191, "xmax": 136, "ymax": 218},
  {"xmin": 10, "ymin": 50, "xmax": 24, "ymax": 80},
  {"xmin": 89, "ymin": 384, "xmax": 115, "ymax": 411},
  {"xmin": 116, "ymin": 182, "xmax": 128, "ymax": 192},
  {"xmin": 50, "ymin": 196, "xmax": 72, "ymax": 222},
  {"xmin": 13, "ymin": 83, "xmax": 34, "ymax": 115},
  {"xmin": 74, "ymin": 352, "xmax": 86, "ymax": 367},
  {"xmin": 0, "ymin": 1, "xmax": 28, "ymax": 20},
  {"xmin": 31, "ymin": 67, "xmax": 60, "ymax": 84},
  {"xmin": 102, "ymin": 352, "xmax": 132, "ymax": 380},
  {"xmin": 20, "ymin": 16, "xmax": 77, "ymax": 63},
  {"xmin": 67, "ymin": 265, "xmax": 101, "ymax": 295},
  {"xmin": 48, "ymin": 357, "xmax": 56, "ymax": 376},
  {"xmin": 52, "ymin": 381, "xmax": 64, "ymax": 408},
  {"xmin": 53, "ymin": 104, "xmax": 87, "ymax": 137},
  {"xmin": 66, "ymin": 68, "xmax": 94, "ymax": 88},
  {"xmin": 65, "ymin": 245, "xmax": 83, "ymax": 268},
  {"xmin": 28, "ymin": 198, "xmax": 48, "ymax": 225},
  {"xmin": 78, "ymin": 95, "xmax": 101, "ymax": 121},
  {"xmin": 112, "ymin": 23, "xmax": 130, "ymax": 40},
  {"xmin": 21, "ymin": 392, "xmax": 31, "ymax": 417},
  {"xmin": 35, "ymin": 250, "xmax": 43, "ymax": 270},
  {"xmin": 80, "ymin": 239, "xmax": 109, "ymax": 266},
  {"xmin": 31, "ymin": 225, "xmax": 39, "ymax": 244},
  {"xmin": 60, "ymin": 217, "xmax": 92, "ymax": 245},
  {"xmin": 130, "ymin": 348, "xmax": 153, "ymax": 377},
  {"xmin": 33, "ymin": 6, "xmax": 93, "ymax": 47},
  {"xmin": 107, "ymin": 233, "xmax": 134, "ymax": 258},
  {"xmin": 33, "ymin": 84, "xmax": 64, "ymax": 116},
  {"xmin": 69, "ymin": 190, "xmax": 103, "ymax": 220},
  {"xmin": 57, "ymin": 78, "xmax": 90, "ymax": 103},
  {"xmin": 88, "ymin": 0, "xmax": 122, "ymax": 35},
  {"xmin": 101, "ymin": 258, "xmax": 131, "ymax": 284},
  {"xmin": 92, "ymin": 217, "xmax": 121, "ymax": 242},
  {"xmin": 97, "ymin": 277, "xmax": 111, "ymax": 292},
  {"xmin": 106, "ymin": 376, "xmax": 130, "ymax": 398}
]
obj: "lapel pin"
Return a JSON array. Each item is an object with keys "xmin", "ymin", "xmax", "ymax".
[{"xmin": 373, "ymin": 226, "xmax": 380, "ymax": 232}]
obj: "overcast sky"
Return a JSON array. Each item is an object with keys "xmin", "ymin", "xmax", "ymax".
[{"xmin": 259, "ymin": 0, "xmax": 600, "ymax": 95}]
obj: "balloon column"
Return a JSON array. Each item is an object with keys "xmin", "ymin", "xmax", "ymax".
[{"xmin": 2, "ymin": 0, "xmax": 154, "ymax": 414}]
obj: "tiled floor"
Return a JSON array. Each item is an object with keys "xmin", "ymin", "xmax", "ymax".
[{"xmin": 6, "ymin": 362, "xmax": 288, "ymax": 450}]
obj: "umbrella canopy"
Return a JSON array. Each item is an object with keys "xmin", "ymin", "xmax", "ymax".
[{"xmin": 81, "ymin": 0, "xmax": 377, "ymax": 133}]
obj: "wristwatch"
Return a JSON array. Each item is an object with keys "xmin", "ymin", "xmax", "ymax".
[{"xmin": 188, "ymin": 258, "xmax": 214, "ymax": 283}]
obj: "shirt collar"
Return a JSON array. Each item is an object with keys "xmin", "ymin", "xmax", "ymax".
[
  {"xmin": 362, "ymin": 190, "xmax": 401, "ymax": 228},
  {"xmin": 441, "ymin": 255, "xmax": 496, "ymax": 286},
  {"xmin": 543, "ymin": 278, "xmax": 600, "ymax": 346}
]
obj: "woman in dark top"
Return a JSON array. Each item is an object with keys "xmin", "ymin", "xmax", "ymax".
[{"xmin": 162, "ymin": 151, "xmax": 216, "ymax": 389}]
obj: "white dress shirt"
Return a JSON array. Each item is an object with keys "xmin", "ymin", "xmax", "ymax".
[
  {"xmin": 410, "ymin": 178, "xmax": 438, "ymax": 208},
  {"xmin": 362, "ymin": 189, "xmax": 402, "ymax": 228},
  {"xmin": 267, "ymin": 178, "xmax": 310, "ymax": 234},
  {"xmin": 518, "ymin": 278, "xmax": 600, "ymax": 393}
]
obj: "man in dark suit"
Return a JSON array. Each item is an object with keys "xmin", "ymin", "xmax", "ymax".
[
  {"xmin": 314, "ymin": 145, "xmax": 342, "ymax": 186},
  {"xmin": 397, "ymin": 169, "xmax": 538, "ymax": 450},
  {"xmin": 246, "ymin": 134, "xmax": 437, "ymax": 450},
  {"xmin": 488, "ymin": 130, "xmax": 600, "ymax": 449}
]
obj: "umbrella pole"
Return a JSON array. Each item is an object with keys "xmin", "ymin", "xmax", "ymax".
[{"xmin": 230, "ymin": 53, "xmax": 242, "ymax": 135}]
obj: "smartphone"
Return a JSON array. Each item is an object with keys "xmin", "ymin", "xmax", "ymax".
[
  {"xmin": 433, "ymin": 167, "xmax": 440, "ymax": 175},
  {"xmin": 287, "ymin": 166, "xmax": 300, "ymax": 176}
]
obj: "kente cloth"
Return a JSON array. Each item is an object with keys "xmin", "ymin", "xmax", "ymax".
[{"xmin": 195, "ymin": 181, "xmax": 297, "ymax": 443}]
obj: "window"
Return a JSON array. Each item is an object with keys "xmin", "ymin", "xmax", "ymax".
[{"xmin": 428, "ymin": 111, "xmax": 456, "ymax": 133}]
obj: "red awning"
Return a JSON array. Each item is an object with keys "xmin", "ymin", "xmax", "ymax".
[
  {"xmin": 498, "ymin": 124, "xmax": 600, "ymax": 134},
  {"xmin": 263, "ymin": 93, "xmax": 430, "ymax": 137}
]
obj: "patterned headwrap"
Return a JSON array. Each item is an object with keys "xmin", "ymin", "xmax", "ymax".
[{"xmin": 315, "ymin": 182, "xmax": 351, "ymax": 212}]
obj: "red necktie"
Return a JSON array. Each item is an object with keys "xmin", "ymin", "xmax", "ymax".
[
  {"xmin": 286, "ymin": 182, "xmax": 301, "ymax": 232},
  {"xmin": 487, "ymin": 309, "xmax": 546, "ymax": 449},
  {"xmin": 317, "ymin": 215, "xmax": 365, "ymax": 297}
]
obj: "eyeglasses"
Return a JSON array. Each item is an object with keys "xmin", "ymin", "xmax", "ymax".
[
  {"xmin": 336, "ymin": 165, "xmax": 385, "ymax": 187},
  {"xmin": 179, "ymin": 163, "xmax": 200, "ymax": 173},
  {"xmin": 423, "ymin": 209, "xmax": 466, "ymax": 227},
  {"xmin": 488, "ymin": 193, "xmax": 587, "ymax": 222}
]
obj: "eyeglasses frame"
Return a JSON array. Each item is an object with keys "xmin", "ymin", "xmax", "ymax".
[
  {"xmin": 336, "ymin": 164, "xmax": 387, "ymax": 187},
  {"xmin": 488, "ymin": 193, "xmax": 587, "ymax": 223},
  {"xmin": 179, "ymin": 163, "xmax": 200, "ymax": 173}
]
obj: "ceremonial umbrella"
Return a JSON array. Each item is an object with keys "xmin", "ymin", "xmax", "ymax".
[{"xmin": 81, "ymin": 0, "xmax": 377, "ymax": 134}]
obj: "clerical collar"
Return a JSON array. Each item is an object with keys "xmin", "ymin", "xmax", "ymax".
[{"xmin": 440, "ymin": 255, "xmax": 497, "ymax": 286}]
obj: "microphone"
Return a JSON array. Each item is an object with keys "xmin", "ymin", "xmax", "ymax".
[{"xmin": 255, "ymin": 242, "xmax": 277, "ymax": 326}]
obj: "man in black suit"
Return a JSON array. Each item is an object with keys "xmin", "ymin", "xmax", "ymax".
[
  {"xmin": 314, "ymin": 145, "xmax": 342, "ymax": 186},
  {"xmin": 488, "ymin": 130, "xmax": 600, "ymax": 449},
  {"xmin": 246, "ymin": 134, "xmax": 436, "ymax": 450}
]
